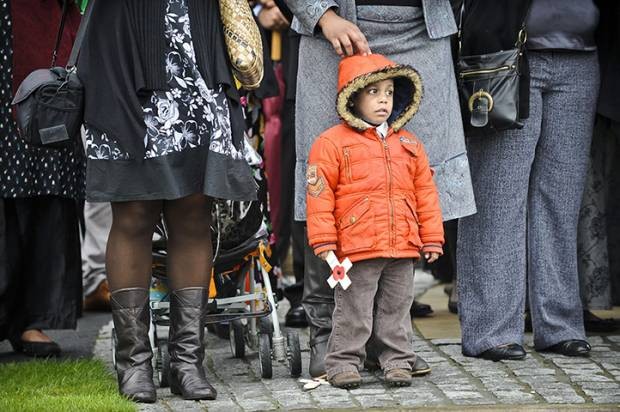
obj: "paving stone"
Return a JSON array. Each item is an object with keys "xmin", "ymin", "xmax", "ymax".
[
  {"xmin": 513, "ymin": 368, "xmax": 556, "ymax": 376},
  {"xmin": 236, "ymin": 399, "xmax": 278, "ymax": 411},
  {"xmin": 569, "ymin": 374, "xmax": 615, "ymax": 382},
  {"xmin": 164, "ymin": 399, "xmax": 207, "ymax": 411},
  {"xmin": 431, "ymin": 338, "xmax": 462, "ymax": 346},
  {"xmin": 356, "ymin": 395, "xmax": 398, "ymax": 408},
  {"xmin": 576, "ymin": 381, "xmax": 620, "ymax": 390},
  {"xmin": 442, "ymin": 390, "xmax": 485, "ymax": 400},
  {"xmin": 199, "ymin": 402, "xmax": 242, "ymax": 412},
  {"xmin": 589, "ymin": 394, "xmax": 620, "ymax": 404},
  {"xmin": 539, "ymin": 394, "xmax": 586, "ymax": 404},
  {"xmin": 348, "ymin": 388, "xmax": 387, "ymax": 395},
  {"xmin": 138, "ymin": 403, "xmax": 173, "ymax": 412},
  {"xmin": 395, "ymin": 395, "xmax": 444, "ymax": 407}
]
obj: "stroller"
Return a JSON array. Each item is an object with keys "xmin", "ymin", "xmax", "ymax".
[{"xmin": 111, "ymin": 197, "xmax": 302, "ymax": 383}]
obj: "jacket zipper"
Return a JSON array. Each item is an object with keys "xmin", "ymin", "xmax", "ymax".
[
  {"xmin": 343, "ymin": 148, "xmax": 352, "ymax": 183},
  {"xmin": 382, "ymin": 139, "xmax": 395, "ymax": 253},
  {"xmin": 459, "ymin": 65, "xmax": 513, "ymax": 78}
]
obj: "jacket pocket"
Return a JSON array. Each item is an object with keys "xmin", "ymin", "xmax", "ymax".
[
  {"xmin": 338, "ymin": 197, "xmax": 375, "ymax": 253},
  {"xmin": 343, "ymin": 144, "xmax": 369, "ymax": 183},
  {"xmin": 405, "ymin": 197, "xmax": 423, "ymax": 248}
]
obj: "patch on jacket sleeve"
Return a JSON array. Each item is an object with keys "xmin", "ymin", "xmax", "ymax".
[{"xmin": 306, "ymin": 164, "xmax": 325, "ymax": 197}]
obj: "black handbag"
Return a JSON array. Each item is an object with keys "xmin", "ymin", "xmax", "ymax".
[
  {"xmin": 456, "ymin": 4, "xmax": 529, "ymax": 135},
  {"xmin": 11, "ymin": 0, "xmax": 94, "ymax": 148}
]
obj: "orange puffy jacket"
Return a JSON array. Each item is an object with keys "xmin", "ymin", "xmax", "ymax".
[{"xmin": 306, "ymin": 54, "xmax": 444, "ymax": 263}]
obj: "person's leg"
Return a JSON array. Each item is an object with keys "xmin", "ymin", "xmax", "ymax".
[
  {"xmin": 578, "ymin": 116, "xmax": 614, "ymax": 315},
  {"xmin": 529, "ymin": 51, "xmax": 599, "ymax": 351},
  {"xmin": 82, "ymin": 201, "xmax": 113, "ymax": 310},
  {"xmin": 5, "ymin": 197, "xmax": 81, "ymax": 356},
  {"xmin": 162, "ymin": 194, "xmax": 216, "ymax": 400},
  {"xmin": 325, "ymin": 258, "xmax": 384, "ymax": 387},
  {"xmin": 457, "ymin": 60, "xmax": 544, "ymax": 357},
  {"xmin": 372, "ymin": 259, "xmax": 416, "ymax": 386},
  {"xmin": 284, "ymin": 220, "xmax": 308, "ymax": 327},
  {"xmin": 302, "ymin": 226, "xmax": 334, "ymax": 377},
  {"xmin": 107, "ymin": 200, "xmax": 162, "ymax": 290},
  {"xmin": 107, "ymin": 200, "xmax": 162, "ymax": 403}
]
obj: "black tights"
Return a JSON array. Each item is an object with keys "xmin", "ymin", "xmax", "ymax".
[{"xmin": 106, "ymin": 194, "xmax": 213, "ymax": 292}]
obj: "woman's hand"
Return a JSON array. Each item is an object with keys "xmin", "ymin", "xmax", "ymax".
[
  {"xmin": 257, "ymin": 3, "xmax": 290, "ymax": 31},
  {"xmin": 424, "ymin": 252, "xmax": 440, "ymax": 263},
  {"xmin": 317, "ymin": 9, "xmax": 371, "ymax": 57}
]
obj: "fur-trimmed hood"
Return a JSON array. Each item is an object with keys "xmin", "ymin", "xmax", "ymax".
[{"xmin": 336, "ymin": 54, "xmax": 423, "ymax": 131}]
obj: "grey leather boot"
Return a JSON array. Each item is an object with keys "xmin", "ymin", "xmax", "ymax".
[
  {"xmin": 168, "ymin": 287, "xmax": 217, "ymax": 400},
  {"xmin": 110, "ymin": 288, "xmax": 156, "ymax": 403}
]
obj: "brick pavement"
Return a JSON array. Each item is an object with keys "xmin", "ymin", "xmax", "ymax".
[{"xmin": 91, "ymin": 302, "xmax": 620, "ymax": 411}]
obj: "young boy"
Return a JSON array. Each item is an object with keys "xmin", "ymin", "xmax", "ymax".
[{"xmin": 306, "ymin": 54, "xmax": 444, "ymax": 389}]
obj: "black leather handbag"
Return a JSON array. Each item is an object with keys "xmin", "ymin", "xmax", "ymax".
[
  {"xmin": 456, "ymin": 5, "xmax": 529, "ymax": 136},
  {"xmin": 11, "ymin": 0, "xmax": 94, "ymax": 148}
]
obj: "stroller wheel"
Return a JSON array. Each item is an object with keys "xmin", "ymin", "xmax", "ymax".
[
  {"xmin": 111, "ymin": 328, "xmax": 118, "ymax": 370},
  {"xmin": 286, "ymin": 331, "xmax": 302, "ymax": 377},
  {"xmin": 229, "ymin": 320, "xmax": 246, "ymax": 358},
  {"xmin": 258, "ymin": 333, "xmax": 273, "ymax": 379},
  {"xmin": 157, "ymin": 340, "xmax": 170, "ymax": 388},
  {"xmin": 212, "ymin": 322, "xmax": 230, "ymax": 340},
  {"xmin": 259, "ymin": 316, "xmax": 273, "ymax": 345}
]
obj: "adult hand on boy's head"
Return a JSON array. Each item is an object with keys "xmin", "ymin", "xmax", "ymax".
[
  {"xmin": 425, "ymin": 252, "xmax": 440, "ymax": 263},
  {"xmin": 318, "ymin": 9, "xmax": 371, "ymax": 57}
]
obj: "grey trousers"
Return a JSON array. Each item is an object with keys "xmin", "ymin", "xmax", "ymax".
[
  {"xmin": 325, "ymin": 258, "xmax": 416, "ymax": 378},
  {"xmin": 457, "ymin": 51, "xmax": 599, "ymax": 355},
  {"xmin": 81, "ymin": 201, "xmax": 112, "ymax": 297}
]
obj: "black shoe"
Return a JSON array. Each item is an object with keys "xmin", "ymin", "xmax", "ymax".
[
  {"xmin": 448, "ymin": 301, "xmax": 458, "ymax": 314},
  {"xmin": 583, "ymin": 311, "xmax": 620, "ymax": 333},
  {"xmin": 410, "ymin": 301, "xmax": 433, "ymax": 318},
  {"xmin": 411, "ymin": 356, "xmax": 431, "ymax": 376},
  {"xmin": 285, "ymin": 304, "xmax": 308, "ymax": 328},
  {"xmin": 10, "ymin": 338, "xmax": 61, "ymax": 358},
  {"xmin": 540, "ymin": 340, "xmax": 591, "ymax": 357},
  {"xmin": 169, "ymin": 288, "xmax": 217, "ymax": 400},
  {"xmin": 364, "ymin": 355, "xmax": 431, "ymax": 376},
  {"xmin": 478, "ymin": 343, "xmax": 526, "ymax": 361},
  {"xmin": 110, "ymin": 288, "xmax": 157, "ymax": 403}
]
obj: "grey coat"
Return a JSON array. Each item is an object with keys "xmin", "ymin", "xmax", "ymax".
[{"xmin": 286, "ymin": 0, "xmax": 477, "ymax": 221}]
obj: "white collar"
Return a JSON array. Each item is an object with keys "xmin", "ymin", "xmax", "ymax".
[{"xmin": 375, "ymin": 122, "xmax": 389, "ymax": 138}]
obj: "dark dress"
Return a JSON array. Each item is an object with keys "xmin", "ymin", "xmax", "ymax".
[
  {"xmin": 82, "ymin": 0, "xmax": 256, "ymax": 202},
  {"xmin": 0, "ymin": 0, "xmax": 84, "ymax": 342}
]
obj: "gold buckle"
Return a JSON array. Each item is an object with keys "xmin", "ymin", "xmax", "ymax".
[{"xmin": 468, "ymin": 89, "xmax": 494, "ymax": 113}]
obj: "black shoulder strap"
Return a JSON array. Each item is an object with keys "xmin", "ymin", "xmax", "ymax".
[
  {"xmin": 67, "ymin": 0, "xmax": 96, "ymax": 68},
  {"xmin": 51, "ymin": 0, "xmax": 69, "ymax": 67}
]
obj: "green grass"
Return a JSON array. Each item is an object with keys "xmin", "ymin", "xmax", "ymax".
[{"xmin": 0, "ymin": 359, "xmax": 136, "ymax": 412}]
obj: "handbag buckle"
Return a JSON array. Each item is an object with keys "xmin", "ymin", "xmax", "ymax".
[{"xmin": 468, "ymin": 89, "xmax": 494, "ymax": 113}]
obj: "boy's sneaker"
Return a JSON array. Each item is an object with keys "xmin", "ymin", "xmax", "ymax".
[
  {"xmin": 329, "ymin": 371, "xmax": 361, "ymax": 389},
  {"xmin": 385, "ymin": 368, "xmax": 412, "ymax": 387}
]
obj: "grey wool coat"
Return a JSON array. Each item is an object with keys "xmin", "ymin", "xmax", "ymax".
[{"xmin": 285, "ymin": 0, "xmax": 477, "ymax": 221}]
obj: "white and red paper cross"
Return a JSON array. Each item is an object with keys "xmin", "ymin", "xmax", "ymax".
[{"xmin": 326, "ymin": 251, "xmax": 352, "ymax": 290}]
